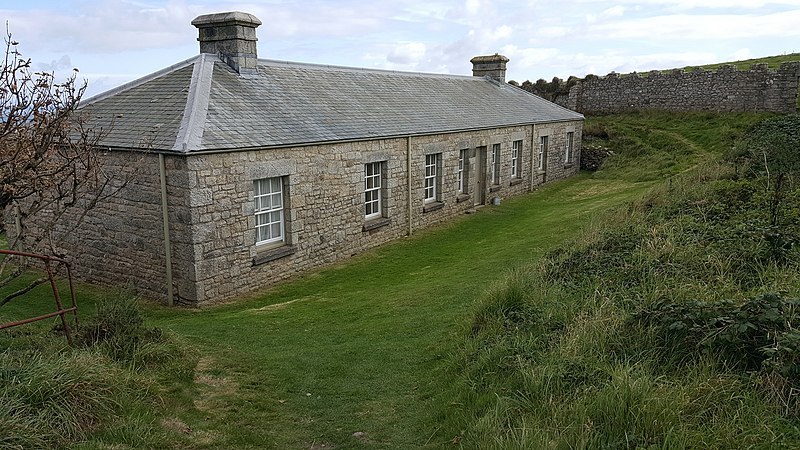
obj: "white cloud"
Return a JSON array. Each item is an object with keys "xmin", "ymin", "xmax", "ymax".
[
  {"xmin": 35, "ymin": 55, "xmax": 74, "ymax": 72},
  {"xmin": 5, "ymin": 0, "xmax": 800, "ymax": 96},
  {"xmin": 488, "ymin": 25, "xmax": 513, "ymax": 41},
  {"xmin": 588, "ymin": 9, "xmax": 800, "ymax": 40},
  {"xmin": 500, "ymin": 45, "xmax": 561, "ymax": 80},
  {"xmin": 465, "ymin": 0, "xmax": 483, "ymax": 15},
  {"xmin": 574, "ymin": 51, "xmax": 716, "ymax": 76},
  {"xmin": 2, "ymin": 2, "xmax": 200, "ymax": 53},
  {"xmin": 536, "ymin": 26, "xmax": 571, "ymax": 39},
  {"xmin": 387, "ymin": 42, "xmax": 428, "ymax": 65},
  {"xmin": 572, "ymin": 0, "xmax": 800, "ymax": 10},
  {"xmin": 600, "ymin": 5, "xmax": 625, "ymax": 18},
  {"xmin": 503, "ymin": 48, "xmax": 722, "ymax": 83}
]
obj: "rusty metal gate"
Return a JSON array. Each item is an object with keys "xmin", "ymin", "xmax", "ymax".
[{"xmin": 0, "ymin": 249, "xmax": 78, "ymax": 344}]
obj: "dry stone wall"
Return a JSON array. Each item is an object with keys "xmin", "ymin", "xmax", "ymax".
[{"xmin": 560, "ymin": 62, "xmax": 800, "ymax": 114}]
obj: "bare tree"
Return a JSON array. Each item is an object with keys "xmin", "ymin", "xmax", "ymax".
[{"xmin": 0, "ymin": 28, "xmax": 122, "ymax": 297}]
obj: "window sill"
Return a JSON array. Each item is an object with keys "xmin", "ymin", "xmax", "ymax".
[
  {"xmin": 489, "ymin": 185, "xmax": 502, "ymax": 193},
  {"xmin": 252, "ymin": 244, "xmax": 296, "ymax": 266},
  {"xmin": 563, "ymin": 163, "xmax": 574, "ymax": 169},
  {"xmin": 456, "ymin": 193, "xmax": 471, "ymax": 203},
  {"xmin": 509, "ymin": 178, "xmax": 524, "ymax": 186},
  {"xmin": 536, "ymin": 169, "xmax": 547, "ymax": 175},
  {"xmin": 363, "ymin": 217, "xmax": 390, "ymax": 232},
  {"xmin": 423, "ymin": 201, "xmax": 444, "ymax": 213}
]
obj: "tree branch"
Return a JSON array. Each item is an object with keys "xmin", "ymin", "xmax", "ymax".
[{"xmin": 0, "ymin": 277, "xmax": 45, "ymax": 308}]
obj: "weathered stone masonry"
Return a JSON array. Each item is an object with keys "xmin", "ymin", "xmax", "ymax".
[
  {"xmin": 560, "ymin": 62, "xmax": 800, "ymax": 114},
  {"xmin": 12, "ymin": 121, "xmax": 580, "ymax": 305},
  {"xmin": 183, "ymin": 121, "xmax": 581, "ymax": 304}
]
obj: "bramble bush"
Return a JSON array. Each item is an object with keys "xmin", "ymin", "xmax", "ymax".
[
  {"xmin": 633, "ymin": 293, "xmax": 800, "ymax": 415},
  {"xmin": 634, "ymin": 293, "xmax": 800, "ymax": 373}
]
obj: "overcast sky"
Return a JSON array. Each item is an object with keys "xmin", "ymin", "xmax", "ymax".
[{"xmin": 2, "ymin": 0, "xmax": 800, "ymax": 98}]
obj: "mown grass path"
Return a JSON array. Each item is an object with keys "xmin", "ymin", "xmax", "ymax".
[{"xmin": 145, "ymin": 175, "xmax": 650, "ymax": 449}]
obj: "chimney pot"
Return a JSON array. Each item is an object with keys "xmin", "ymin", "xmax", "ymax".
[
  {"xmin": 471, "ymin": 54, "xmax": 509, "ymax": 83},
  {"xmin": 192, "ymin": 11, "xmax": 262, "ymax": 75}
]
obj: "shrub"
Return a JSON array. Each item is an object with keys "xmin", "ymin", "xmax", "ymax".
[
  {"xmin": 445, "ymin": 113, "xmax": 800, "ymax": 447},
  {"xmin": 470, "ymin": 270, "xmax": 535, "ymax": 335},
  {"xmin": 731, "ymin": 114, "xmax": 800, "ymax": 180},
  {"xmin": 634, "ymin": 293, "xmax": 800, "ymax": 376},
  {"xmin": 77, "ymin": 294, "xmax": 168, "ymax": 367}
]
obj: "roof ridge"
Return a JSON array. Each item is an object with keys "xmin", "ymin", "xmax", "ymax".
[
  {"xmin": 257, "ymin": 58, "xmax": 481, "ymax": 80},
  {"xmin": 173, "ymin": 53, "xmax": 216, "ymax": 152},
  {"xmin": 79, "ymin": 55, "xmax": 201, "ymax": 107}
]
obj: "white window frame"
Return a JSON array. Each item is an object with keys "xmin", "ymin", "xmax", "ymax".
[
  {"xmin": 254, "ymin": 177, "xmax": 285, "ymax": 246},
  {"xmin": 511, "ymin": 140, "xmax": 522, "ymax": 178},
  {"xmin": 424, "ymin": 153, "xmax": 439, "ymax": 203},
  {"xmin": 538, "ymin": 136, "xmax": 548, "ymax": 171},
  {"xmin": 565, "ymin": 132, "xmax": 574, "ymax": 163},
  {"xmin": 491, "ymin": 143, "xmax": 501, "ymax": 185},
  {"xmin": 364, "ymin": 161, "xmax": 383, "ymax": 220},
  {"xmin": 458, "ymin": 149, "xmax": 469, "ymax": 194}
]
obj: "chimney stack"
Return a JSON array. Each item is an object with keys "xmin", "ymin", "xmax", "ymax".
[
  {"xmin": 470, "ymin": 54, "xmax": 509, "ymax": 83},
  {"xmin": 192, "ymin": 12, "xmax": 262, "ymax": 75}
]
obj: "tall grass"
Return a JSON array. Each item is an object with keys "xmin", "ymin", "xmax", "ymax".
[
  {"xmin": 0, "ymin": 350, "xmax": 135, "ymax": 448},
  {"xmin": 440, "ymin": 113, "xmax": 800, "ymax": 448},
  {"xmin": 0, "ymin": 294, "xmax": 197, "ymax": 449}
]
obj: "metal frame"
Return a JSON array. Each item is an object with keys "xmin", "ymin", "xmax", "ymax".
[{"xmin": 0, "ymin": 249, "xmax": 79, "ymax": 344}]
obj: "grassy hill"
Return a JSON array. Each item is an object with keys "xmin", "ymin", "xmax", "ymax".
[
  {"xmin": 685, "ymin": 52, "xmax": 800, "ymax": 71},
  {"xmin": 2, "ymin": 111, "xmax": 799, "ymax": 448},
  {"xmin": 441, "ymin": 112, "xmax": 800, "ymax": 448}
]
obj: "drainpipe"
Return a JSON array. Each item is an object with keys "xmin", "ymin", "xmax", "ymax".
[
  {"xmin": 158, "ymin": 153, "xmax": 174, "ymax": 306},
  {"xmin": 407, "ymin": 136, "xmax": 413, "ymax": 236},
  {"xmin": 529, "ymin": 123, "xmax": 537, "ymax": 192}
]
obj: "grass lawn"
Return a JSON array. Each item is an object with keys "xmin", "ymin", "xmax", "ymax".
[{"xmin": 138, "ymin": 174, "xmax": 650, "ymax": 449}]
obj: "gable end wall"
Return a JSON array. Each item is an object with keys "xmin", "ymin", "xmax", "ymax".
[{"xmin": 2, "ymin": 152, "xmax": 196, "ymax": 303}]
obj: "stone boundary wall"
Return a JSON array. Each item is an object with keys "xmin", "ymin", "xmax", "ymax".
[{"xmin": 558, "ymin": 62, "xmax": 800, "ymax": 114}]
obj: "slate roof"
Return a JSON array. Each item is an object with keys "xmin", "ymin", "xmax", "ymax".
[{"xmin": 81, "ymin": 54, "xmax": 583, "ymax": 153}]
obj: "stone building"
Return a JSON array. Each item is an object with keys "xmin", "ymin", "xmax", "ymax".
[{"xmin": 14, "ymin": 12, "xmax": 584, "ymax": 306}]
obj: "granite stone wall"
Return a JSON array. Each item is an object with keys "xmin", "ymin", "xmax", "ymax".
[
  {"xmin": 2, "ymin": 152, "xmax": 193, "ymax": 302},
  {"xmin": 4, "ymin": 121, "xmax": 582, "ymax": 306},
  {"xmin": 185, "ymin": 121, "xmax": 582, "ymax": 305},
  {"xmin": 561, "ymin": 62, "xmax": 800, "ymax": 114}
]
